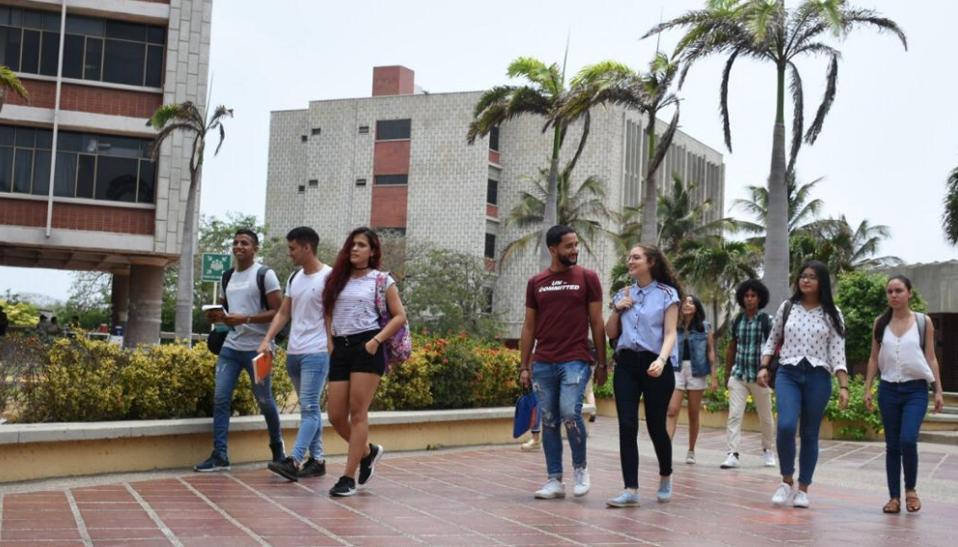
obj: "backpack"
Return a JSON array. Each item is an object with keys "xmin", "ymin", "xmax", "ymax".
[
  {"xmin": 374, "ymin": 271, "xmax": 412, "ymax": 370},
  {"xmin": 207, "ymin": 265, "xmax": 284, "ymax": 355}
]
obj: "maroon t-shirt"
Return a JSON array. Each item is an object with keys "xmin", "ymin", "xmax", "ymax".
[{"xmin": 525, "ymin": 266, "xmax": 602, "ymax": 364}]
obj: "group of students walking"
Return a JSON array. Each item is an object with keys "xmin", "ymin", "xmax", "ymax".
[
  {"xmin": 193, "ymin": 225, "xmax": 406, "ymax": 497},
  {"xmin": 521, "ymin": 224, "xmax": 944, "ymax": 512},
  {"xmin": 192, "ymin": 223, "xmax": 945, "ymax": 513}
]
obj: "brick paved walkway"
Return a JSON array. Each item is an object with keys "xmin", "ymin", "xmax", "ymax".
[{"xmin": 2, "ymin": 418, "xmax": 956, "ymax": 546}]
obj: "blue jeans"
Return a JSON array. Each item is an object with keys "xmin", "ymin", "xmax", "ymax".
[
  {"xmin": 775, "ymin": 360, "xmax": 832, "ymax": 486},
  {"xmin": 532, "ymin": 360, "xmax": 590, "ymax": 479},
  {"xmin": 213, "ymin": 347, "xmax": 283, "ymax": 458},
  {"xmin": 878, "ymin": 380, "xmax": 928, "ymax": 498},
  {"xmin": 287, "ymin": 353, "xmax": 330, "ymax": 463}
]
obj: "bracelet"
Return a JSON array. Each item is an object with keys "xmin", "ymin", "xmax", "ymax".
[
  {"xmin": 839, "ymin": 386, "xmax": 849, "ymax": 391},
  {"xmin": 372, "ymin": 337, "xmax": 381, "ymax": 344}
]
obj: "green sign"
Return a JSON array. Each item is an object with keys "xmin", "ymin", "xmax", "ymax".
[{"xmin": 201, "ymin": 253, "xmax": 232, "ymax": 282}]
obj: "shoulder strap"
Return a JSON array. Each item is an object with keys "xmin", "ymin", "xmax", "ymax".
[
  {"xmin": 220, "ymin": 268, "xmax": 234, "ymax": 312},
  {"xmin": 287, "ymin": 268, "xmax": 300, "ymax": 289},
  {"xmin": 759, "ymin": 312, "xmax": 772, "ymax": 339},
  {"xmin": 916, "ymin": 312, "xmax": 927, "ymax": 351},
  {"xmin": 256, "ymin": 266, "xmax": 270, "ymax": 310}
]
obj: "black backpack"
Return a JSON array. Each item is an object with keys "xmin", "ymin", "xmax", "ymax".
[{"xmin": 207, "ymin": 265, "xmax": 286, "ymax": 355}]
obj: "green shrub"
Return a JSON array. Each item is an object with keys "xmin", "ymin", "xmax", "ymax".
[{"xmin": 824, "ymin": 375, "xmax": 882, "ymax": 440}]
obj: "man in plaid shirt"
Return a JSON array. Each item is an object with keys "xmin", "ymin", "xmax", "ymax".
[{"xmin": 721, "ymin": 279, "xmax": 777, "ymax": 469}]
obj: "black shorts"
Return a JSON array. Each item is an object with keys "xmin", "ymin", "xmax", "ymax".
[{"xmin": 329, "ymin": 329, "xmax": 386, "ymax": 382}]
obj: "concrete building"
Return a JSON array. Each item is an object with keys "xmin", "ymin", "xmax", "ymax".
[
  {"xmin": 266, "ymin": 66, "xmax": 725, "ymax": 337},
  {"xmin": 0, "ymin": 0, "xmax": 212, "ymax": 346}
]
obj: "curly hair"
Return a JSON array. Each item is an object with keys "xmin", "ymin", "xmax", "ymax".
[
  {"xmin": 634, "ymin": 243, "xmax": 683, "ymax": 297},
  {"xmin": 735, "ymin": 278, "xmax": 770, "ymax": 310}
]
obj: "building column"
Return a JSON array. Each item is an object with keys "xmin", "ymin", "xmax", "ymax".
[
  {"xmin": 125, "ymin": 265, "xmax": 164, "ymax": 348},
  {"xmin": 110, "ymin": 272, "xmax": 130, "ymax": 330}
]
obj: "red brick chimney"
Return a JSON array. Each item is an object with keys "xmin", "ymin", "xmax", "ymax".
[{"xmin": 372, "ymin": 66, "xmax": 415, "ymax": 96}]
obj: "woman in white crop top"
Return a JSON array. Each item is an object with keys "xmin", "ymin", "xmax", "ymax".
[{"xmin": 864, "ymin": 275, "xmax": 944, "ymax": 514}]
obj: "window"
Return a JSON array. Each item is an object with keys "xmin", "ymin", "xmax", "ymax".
[
  {"xmin": 489, "ymin": 126, "xmax": 500, "ymax": 151},
  {"xmin": 374, "ymin": 174, "xmax": 407, "ymax": 185},
  {"xmin": 358, "ymin": 125, "xmax": 369, "ymax": 134},
  {"xmin": 376, "ymin": 119, "xmax": 411, "ymax": 140},
  {"xmin": 308, "ymin": 179, "xmax": 318, "ymax": 187},
  {"xmin": 297, "ymin": 185, "xmax": 305, "ymax": 193},
  {"xmin": 0, "ymin": 124, "xmax": 156, "ymax": 203},
  {"xmin": 355, "ymin": 178, "xmax": 367, "ymax": 186},
  {"xmin": 311, "ymin": 128, "xmax": 321, "ymax": 136},
  {"xmin": 300, "ymin": 135, "xmax": 307, "ymax": 142},
  {"xmin": 485, "ymin": 233, "xmax": 496, "ymax": 259},
  {"xmin": 0, "ymin": 7, "xmax": 165, "ymax": 88},
  {"xmin": 486, "ymin": 179, "xmax": 498, "ymax": 205}
]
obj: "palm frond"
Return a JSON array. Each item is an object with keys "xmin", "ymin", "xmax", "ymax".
[
  {"xmin": 719, "ymin": 48, "xmax": 740, "ymax": 152},
  {"xmin": 944, "ymin": 165, "xmax": 958, "ymax": 245},
  {"xmin": 149, "ymin": 122, "xmax": 199, "ymax": 160},
  {"xmin": 803, "ymin": 53, "xmax": 837, "ymax": 144},
  {"xmin": 499, "ymin": 231, "xmax": 541, "ymax": 265},
  {"xmin": 841, "ymin": 10, "xmax": 908, "ymax": 50},
  {"xmin": 0, "ymin": 65, "xmax": 29, "ymax": 100},
  {"xmin": 647, "ymin": 105, "xmax": 680, "ymax": 180},
  {"xmin": 787, "ymin": 61, "xmax": 804, "ymax": 175}
]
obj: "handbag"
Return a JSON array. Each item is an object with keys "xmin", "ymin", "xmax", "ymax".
[
  {"xmin": 207, "ymin": 325, "xmax": 229, "ymax": 355},
  {"xmin": 374, "ymin": 272, "xmax": 412, "ymax": 370},
  {"xmin": 513, "ymin": 391, "xmax": 539, "ymax": 438}
]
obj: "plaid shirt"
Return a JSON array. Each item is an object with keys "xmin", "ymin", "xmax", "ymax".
[{"xmin": 731, "ymin": 312, "xmax": 770, "ymax": 383}]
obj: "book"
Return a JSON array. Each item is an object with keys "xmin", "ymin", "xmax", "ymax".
[
  {"xmin": 202, "ymin": 304, "xmax": 224, "ymax": 312},
  {"xmin": 252, "ymin": 352, "xmax": 273, "ymax": 384}
]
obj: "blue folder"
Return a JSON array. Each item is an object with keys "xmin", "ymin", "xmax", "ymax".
[{"xmin": 513, "ymin": 392, "xmax": 538, "ymax": 438}]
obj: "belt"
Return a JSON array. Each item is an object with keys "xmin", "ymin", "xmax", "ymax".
[{"xmin": 332, "ymin": 331, "xmax": 377, "ymax": 347}]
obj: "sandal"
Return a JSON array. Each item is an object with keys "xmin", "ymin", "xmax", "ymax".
[
  {"xmin": 882, "ymin": 498, "xmax": 901, "ymax": 514},
  {"xmin": 905, "ymin": 494, "xmax": 921, "ymax": 513}
]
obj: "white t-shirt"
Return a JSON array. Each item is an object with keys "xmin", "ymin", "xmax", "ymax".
[
  {"xmin": 286, "ymin": 265, "xmax": 332, "ymax": 355},
  {"xmin": 331, "ymin": 270, "xmax": 395, "ymax": 336},
  {"xmin": 224, "ymin": 263, "xmax": 281, "ymax": 352}
]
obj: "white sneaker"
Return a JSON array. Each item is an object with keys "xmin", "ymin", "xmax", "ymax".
[
  {"xmin": 720, "ymin": 453, "xmax": 740, "ymax": 469},
  {"xmin": 534, "ymin": 479, "xmax": 566, "ymax": 499},
  {"xmin": 772, "ymin": 483, "xmax": 795, "ymax": 506},
  {"xmin": 520, "ymin": 437, "xmax": 541, "ymax": 451},
  {"xmin": 763, "ymin": 449, "xmax": 777, "ymax": 468},
  {"xmin": 606, "ymin": 490, "xmax": 640, "ymax": 508},
  {"xmin": 685, "ymin": 450, "xmax": 696, "ymax": 465},
  {"xmin": 573, "ymin": 467, "xmax": 590, "ymax": 497},
  {"xmin": 792, "ymin": 490, "xmax": 809, "ymax": 508}
]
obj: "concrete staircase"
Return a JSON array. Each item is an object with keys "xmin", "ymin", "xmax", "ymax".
[{"xmin": 920, "ymin": 392, "xmax": 958, "ymax": 445}]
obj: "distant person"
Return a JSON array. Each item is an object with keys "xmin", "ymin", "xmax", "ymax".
[
  {"xmin": 46, "ymin": 316, "xmax": 62, "ymax": 335},
  {"xmin": 721, "ymin": 279, "xmax": 776, "ymax": 470},
  {"xmin": 0, "ymin": 307, "xmax": 8, "ymax": 337},
  {"xmin": 760, "ymin": 260, "xmax": 849, "ymax": 509},
  {"xmin": 322, "ymin": 227, "xmax": 408, "ymax": 497},
  {"xmin": 259, "ymin": 227, "xmax": 333, "ymax": 482},
  {"xmin": 519, "ymin": 225, "xmax": 607, "ymax": 501},
  {"xmin": 864, "ymin": 275, "xmax": 945, "ymax": 514},
  {"xmin": 605, "ymin": 243, "xmax": 680, "ymax": 508},
  {"xmin": 666, "ymin": 294, "xmax": 718, "ymax": 465},
  {"xmin": 194, "ymin": 228, "xmax": 284, "ymax": 472}
]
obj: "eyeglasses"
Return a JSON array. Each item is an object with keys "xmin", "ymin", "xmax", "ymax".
[{"xmin": 799, "ymin": 274, "xmax": 818, "ymax": 281}]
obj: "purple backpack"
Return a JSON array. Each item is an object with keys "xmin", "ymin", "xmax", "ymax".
[{"xmin": 374, "ymin": 272, "xmax": 412, "ymax": 370}]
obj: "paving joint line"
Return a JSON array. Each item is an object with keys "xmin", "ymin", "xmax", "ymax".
[
  {"xmin": 64, "ymin": 489, "xmax": 93, "ymax": 547},
  {"xmin": 227, "ymin": 474, "xmax": 352, "ymax": 546},
  {"xmin": 823, "ymin": 444, "xmax": 873, "ymax": 463},
  {"xmin": 176, "ymin": 477, "xmax": 268, "ymax": 546},
  {"xmin": 929, "ymin": 452, "xmax": 949, "ymax": 480},
  {"xmin": 124, "ymin": 482, "xmax": 184, "ymax": 547}
]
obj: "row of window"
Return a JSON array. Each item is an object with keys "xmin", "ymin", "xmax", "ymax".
[
  {"xmin": 0, "ymin": 6, "xmax": 165, "ymax": 88},
  {"xmin": 0, "ymin": 125, "xmax": 156, "ymax": 204}
]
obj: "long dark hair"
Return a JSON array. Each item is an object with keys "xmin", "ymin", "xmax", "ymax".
[
  {"xmin": 874, "ymin": 275, "xmax": 912, "ymax": 344},
  {"xmin": 680, "ymin": 294, "xmax": 707, "ymax": 332},
  {"xmin": 635, "ymin": 243, "xmax": 683, "ymax": 298},
  {"xmin": 790, "ymin": 260, "xmax": 844, "ymax": 338},
  {"xmin": 322, "ymin": 227, "xmax": 382, "ymax": 316}
]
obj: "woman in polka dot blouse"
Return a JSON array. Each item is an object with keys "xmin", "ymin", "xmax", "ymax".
[{"xmin": 758, "ymin": 260, "xmax": 849, "ymax": 509}]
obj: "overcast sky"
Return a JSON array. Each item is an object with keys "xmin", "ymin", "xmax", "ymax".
[{"xmin": 3, "ymin": 0, "xmax": 956, "ymax": 302}]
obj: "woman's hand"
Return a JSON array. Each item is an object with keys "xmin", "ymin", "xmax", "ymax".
[
  {"xmin": 838, "ymin": 387, "xmax": 849, "ymax": 409},
  {"xmin": 709, "ymin": 375, "xmax": 719, "ymax": 392},
  {"xmin": 647, "ymin": 357, "xmax": 664, "ymax": 378},
  {"xmin": 616, "ymin": 296, "xmax": 634, "ymax": 311},
  {"xmin": 365, "ymin": 337, "xmax": 380, "ymax": 356},
  {"xmin": 864, "ymin": 389, "xmax": 873, "ymax": 412},
  {"xmin": 756, "ymin": 368, "xmax": 769, "ymax": 388},
  {"xmin": 934, "ymin": 391, "xmax": 944, "ymax": 413}
]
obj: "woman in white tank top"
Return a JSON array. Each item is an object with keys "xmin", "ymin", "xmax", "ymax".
[{"xmin": 864, "ymin": 275, "xmax": 944, "ymax": 514}]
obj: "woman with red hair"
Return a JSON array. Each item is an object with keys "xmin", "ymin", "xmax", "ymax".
[{"xmin": 322, "ymin": 227, "xmax": 407, "ymax": 497}]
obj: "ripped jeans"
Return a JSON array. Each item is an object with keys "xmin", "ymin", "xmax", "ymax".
[
  {"xmin": 532, "ymin": 360, "xmax": 590, "ymax": 479},
  {"xmin": 212, "ymin": 347, "xmax": 283, "ymax": 459}
]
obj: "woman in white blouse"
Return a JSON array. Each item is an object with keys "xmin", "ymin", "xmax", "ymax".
[
  {"xmin": 758, "ymin": 260, "xmax": 849, "ymax": 509},
  {"xmin": 864, "ymin": 275, "xmax": 944, "ymax": 514}
]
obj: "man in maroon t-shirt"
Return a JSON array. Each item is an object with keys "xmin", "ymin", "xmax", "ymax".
[{"xmin": 520, "ymin": 225, "xmax": 608, "ymax": 500}]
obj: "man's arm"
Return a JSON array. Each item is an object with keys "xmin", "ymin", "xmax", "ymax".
[
  {"xmin": 588, "ymin": 301, "xmax": 608, "ymax": 385},
  {"xmin": 258, "ymin": 296, "xmax": 292, "ymax": 353},
  {"xmin": 519, "ymin": 307, "xmax": 536, "ymax": 388}
]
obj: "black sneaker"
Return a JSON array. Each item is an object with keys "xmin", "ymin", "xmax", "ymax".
[
  {"xmin": 329, "ymin": 476, "xmax": 357, "ymax": 497},
  {"xmin": 193, "ymin": 452, "xmax": 230, "ymax": 472},
  {"xmin": 267, "ymin": 457, "xmax": 299, "ymax": 482},
  {"xmin": 269, "ymin": 441, "xmax": 286, "ymax": 463},
  {"xmin": 358, "ymin": 443, "xmax": 383, "ymax": 486},
  {"xmin": 299, "ymin": 458, "xmax": 326, "ymax": 478}
]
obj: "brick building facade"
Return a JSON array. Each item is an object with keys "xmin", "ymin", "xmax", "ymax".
[{"xmin": 266, "ymin": 66, "xmax": 725, "ymax": 337}]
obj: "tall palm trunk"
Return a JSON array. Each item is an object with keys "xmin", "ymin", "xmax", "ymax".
[
  {"xmin": 641, "ymin": 120, "xmax": 658, "ymax": 243},
  {"xmin": 540, "ymin": 126, "xmax": 563, "ymax": 268},
  {"xmin": 764, "ymin": 64, "xmax": 790, "ymax": 308},
  {"xmin": 174, "ymin": 167, "xmax": 201, "ymax": 339}
]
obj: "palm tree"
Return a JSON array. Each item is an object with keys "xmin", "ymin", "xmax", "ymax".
[
  {"xmin": 656, "ymin": 175, "xmax": 734, "ymax": 255},
  {"xmin": 568, "ymin": 52, "xmax": 680, "ymax": 243},
  {"xmin": 945, "ymin": 165, "xmax": 958, "ymax": 245},
  {"xmin": 732, "ymin": 172, "xmax": 825, "ymax": 245},
  {"xmin": 646, "ymin": 0, "xmax": 907, "ymax": 307},
  {"xmin": 673, "ymin": 237, "xmax": 759, "ymax": 334},
  {"xmin": 499, "ymin": 166, "xmax": 612, "ymax": 265},
  {"xmin": 0, "ymin": 65, "xmax": 29, "ymax": 111},
  {"xmin": 799, "ymin": 215, "xmax": 901, "ymax": 275},
  {"xmin": 149, "ymin": 101, "xmax": 233, "ymax": 340},
  {"xmin": 467, "ymin": 56, "xmax": 591, "ymax": 267}
]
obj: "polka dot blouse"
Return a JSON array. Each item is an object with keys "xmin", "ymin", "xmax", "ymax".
[{"xmin": 761, "ymin": 300, "xmax": 847, "ymax": 374}]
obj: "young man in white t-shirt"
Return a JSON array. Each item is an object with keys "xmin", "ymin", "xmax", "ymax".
[
  {"xmin": 195, "ymin": 229, "xmax": 283, "ymax": 472},
  {"xmin": 259, "ymin": 227, "xmax": 333, "ymax": 481}
]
